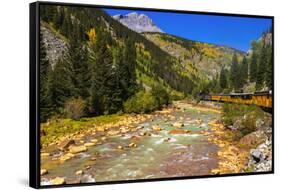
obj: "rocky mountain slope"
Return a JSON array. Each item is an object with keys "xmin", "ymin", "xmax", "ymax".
[
  {"xmin": 40, "ymin": 21, "xmax": 68, "ymax": 68},
  {"xmin": 113, "ymin": 12, "xmax": 164, "ymax": 33},
  {"xmin": 143, "ymin": 33, "xmax": 245, "ymax": 80}
]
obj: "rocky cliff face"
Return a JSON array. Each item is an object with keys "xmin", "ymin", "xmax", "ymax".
[
  {"xmin": 40, "ymin": 22, "xmax": 68, "ymax": 68},
  {"xmin": 112, "ymin": 12, "xmax": 164, "ymax": 33}
]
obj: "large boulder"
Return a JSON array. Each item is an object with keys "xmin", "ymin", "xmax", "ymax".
[
  {"xmin": 246, "ymin": 139, "xmax": 272, "ymax": 172},
  {"xmin": 251, "ymin": 149, "xmax": 263, "ymax": 163},
  {"xmin": 239, "ymin": 130, "xmax": 267, "ymax": 148}
]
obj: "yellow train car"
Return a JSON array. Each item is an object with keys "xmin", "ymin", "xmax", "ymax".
[{"xmin": 207, "ymin": 91, "xmax": 272, "ymax": 108}]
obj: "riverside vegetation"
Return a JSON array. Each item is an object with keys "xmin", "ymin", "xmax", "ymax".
[{"xmin": 39, "ymin": 5, "xmax": 273, "ymax": 185}]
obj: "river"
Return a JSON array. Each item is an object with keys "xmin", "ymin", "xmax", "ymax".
[{"xmin": 41, "ymin": 101, "xmax": 222, "ymax": 185}]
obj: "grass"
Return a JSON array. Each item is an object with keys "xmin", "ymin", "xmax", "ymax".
[{"xmin": 41, "ymin": 114, "xmax": 125, "ymax": 147}]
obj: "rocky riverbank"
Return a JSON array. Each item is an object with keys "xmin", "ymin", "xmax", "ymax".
[
  {"xmin": 39, "ymin": 101, "xmax": 272, "ymax": 186},
  {"xmin": 208, "ymin": 103, "xmax": 272, "ymax": 174}
]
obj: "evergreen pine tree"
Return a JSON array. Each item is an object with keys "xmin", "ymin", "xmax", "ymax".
[
  {"xmin": 90, "ymin": 30, "xmax": 121, "ymax": 114},
  {"xmin": 116, "ymin": 39, "xmax": 137, "ymax": 100},
  {"xmin": 219, "ymin": 67, "xmax": 227, "ymax": 89},
  {"xmin": 67, "ymin": 39, "xmax": 92, "ymax": 99},
  {"xmin": 256, "ymin": 45, "xmax": 267, "ymax": 90},
  {"xmin": 250, "ymin": 51, "xmax": 258, "ymax": 83},
  {"xmin": 241, "ymin": 56, "xmax": 248, "ymax": 84},
  {"xmin": 230, "ymin": 53, "xmax": 239, "ymax": 90},
  {"xmin": 265, "ymin": 45, "xmax": 272, "ymax": 89},
  {"xmin": 49, "ymin": 57, "xmax": 75, "ymax": 109}
]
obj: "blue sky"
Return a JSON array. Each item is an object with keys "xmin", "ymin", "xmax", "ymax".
[{"xmin": 105, "ymin": 9, "xmax": 272, "ymax": 52}]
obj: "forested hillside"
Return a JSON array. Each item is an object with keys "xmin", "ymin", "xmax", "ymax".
[
  {"xmin": 39, "ymin": 5, "xmax": 272, "ymax": 122},
  {"xmin": 40, "ymin": 5, "xmax": 194, "ymax": 121}
]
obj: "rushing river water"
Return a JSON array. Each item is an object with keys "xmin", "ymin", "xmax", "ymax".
[{"xmin": 41, "ymin": 102, "xmax": 221, "ymax": 185}]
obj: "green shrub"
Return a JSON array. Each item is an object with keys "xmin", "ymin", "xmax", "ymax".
[
  {"xmin": 169, "ymin": 90, "xmax": 185, "ymax": 101},
  {"xmin": 64, "ymin": 97, "xmax": 85, "ymax": 120},
  {"xmin": 123, "ymin": 91, "xmax": 158, "ymax": 113},
  {"xmin": 222, "ymin": 103, "xmax": 265, "ymax": 136},
  {"xmin": 151, "ymin": 84, "xmax": 170, "ymax": 108},
  {"xmin": 222, "ymin": 104, "xmax": 258, "ymax": 125}
]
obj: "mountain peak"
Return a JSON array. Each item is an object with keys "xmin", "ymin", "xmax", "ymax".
[{"xmin": 112, "ymin": 12, "xmax": 164, "ymax": 33}]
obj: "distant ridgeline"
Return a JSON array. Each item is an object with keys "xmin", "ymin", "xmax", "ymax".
[{"xmin": 39, "ymin": 5, "xmax": 272, "ymax": 121}]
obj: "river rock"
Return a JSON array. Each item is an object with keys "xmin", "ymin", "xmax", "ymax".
[
  {"xmin": 117, "ymin": 145, "xmax": 123, "ymax": 149},
  {"xmin": 84, "ymin": 142, "xmax": 95, "ymax": 147},
  {"xmin": 120, "ymin": 127, "xmax": 131, "ymax": 134},
  {"xmin": 168, "ymin": 129, "xmax": 187, "ymax": 135},
  {"xmin": 85, "ymin": 165, "xmax": 91, "ymax": 170},
  {"xmin": 251, "ymin": 149, "xmax": 263, "ymax": 162},
  {"xmin": 90, "ymin": 139, "xmax": 98, "ymax": 144},
  {"xmin": 152, "ymin": 125, "xmax": 162, "ymax": 131},
  {"xmin": 75, "ymin": 170, "xmax": 83, "ymax": 175},
  {"xmin": 58, "ymin": 139, "xmax": 75, "ymax": 151},
  {"xmin": 164, "ymin": 138, "xmax": 171, "ymax": 142},
  {"xmin": 195, "ymin": 119, "xmax": 203, "ymax": 125},
  {"xmin": 128, "ymin": 142, "xmax": 137, "ymax": 148},
  {"xmin": 107, "ymin": 130, "xmax": 120, "ymax": 136},
  {"xmin": 136, "ymin": 126, "xmax": 144, "ymax": 130},
  {"xmin": 40, "ymin": 169, "xmax": 48, "ymax": 176},
  {"xmin": 59, "ymin": 153, "xmax": 75, "ymax": 163},
  {"xmin": 69, "ymin": 145, "xmax": 87, "ymax": 154},
  {"xmin": 172, "ymin": 122, "xmax": 184, "ymax": 128},
  {"xmin": 50, "ymin": 177, "xmax": 65, "ymax": 185}
]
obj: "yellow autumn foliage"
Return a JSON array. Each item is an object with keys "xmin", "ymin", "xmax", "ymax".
[
  {"xmin": 195, "ymin": 42, "xmax": 221, "ymax": 58},
  {"xmin": 87, "ymin": 28, "xmax": 96, "ymax": 43}
]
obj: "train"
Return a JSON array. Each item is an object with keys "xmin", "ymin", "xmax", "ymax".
[{"xmin": 199, "ymin": 90, "xmax": 272, "ymax": 109}]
